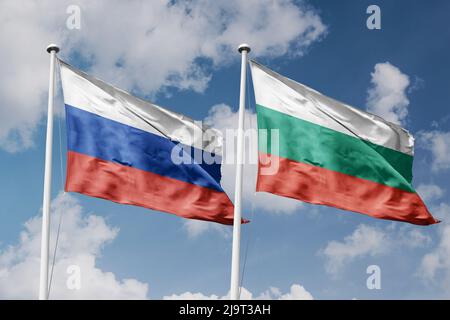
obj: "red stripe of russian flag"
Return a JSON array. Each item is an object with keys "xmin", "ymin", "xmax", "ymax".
[{"xmin": 66, "ymin": 151, "xmax": 235, "ymax": 224}]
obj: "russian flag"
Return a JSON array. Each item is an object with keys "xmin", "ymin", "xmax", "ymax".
[{"xmin": 59, "ymin": 60, "xmax": 235, "ymax": 224}]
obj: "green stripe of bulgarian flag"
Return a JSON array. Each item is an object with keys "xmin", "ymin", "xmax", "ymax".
[{"xmin": 256, "ymin": 104, "xmax": 414, "ymax": 192}]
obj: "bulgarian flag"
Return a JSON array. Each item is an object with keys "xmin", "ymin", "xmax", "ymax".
[{"xmin": 250, "ymin": 61, "xmax": 438, "ymax": 225}]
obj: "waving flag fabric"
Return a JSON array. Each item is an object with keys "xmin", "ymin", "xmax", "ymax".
[
  {"xmin": 250, "ymin": 60, "xmax": 437, "ymax": 225},
  {"xmin": 59, "ymin": 60, "xmax": 234, "ymax": 224}
]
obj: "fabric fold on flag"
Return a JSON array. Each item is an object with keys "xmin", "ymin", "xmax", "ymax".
[
  {"xmin": 250, "ymin": 60, "xmax": 438, "ymax": 225},
  {"xmin": 59, "ymin": 59, "xmax": 235, "ymax": 225}
]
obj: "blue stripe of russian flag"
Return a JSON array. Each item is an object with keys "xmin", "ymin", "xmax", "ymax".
[{"xmin": 65, "ymin": 104, "xmax": 224, "ymax": 192}]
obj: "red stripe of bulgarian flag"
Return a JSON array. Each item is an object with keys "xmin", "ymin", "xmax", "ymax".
[
  {"xmin": 250, "ymin": 60, "xmax": 438, "ymax": 225},
  {"xmin": 257, "ymin": 153, "xmax": 435, "ymax": 225}
]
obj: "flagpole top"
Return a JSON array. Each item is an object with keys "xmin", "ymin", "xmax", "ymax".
[
  {"xmin": 46, "ymin": 44, "xmax": 60, "ymax": 54},
  {"xmin": 238, "ymin": 43, "xmax": 251, "ymax": 53}
]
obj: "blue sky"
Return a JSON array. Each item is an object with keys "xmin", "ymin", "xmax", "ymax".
[{"xmin": 1, "ymin": 0, "xmax": 450, "ymax": 299}]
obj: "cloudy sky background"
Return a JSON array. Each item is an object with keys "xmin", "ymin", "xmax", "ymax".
[{"xmin": 1, "ymin": 0, "xmax": 450, "ymax": 299}]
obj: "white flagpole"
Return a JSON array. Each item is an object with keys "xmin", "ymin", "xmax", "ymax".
[
  {"xmin": 39, "ymin": 44, "xmax": 59, "ymax": 300},
  {"xmin": 230, "ymin": 43, "xmax": 250, "ymax": 300}
]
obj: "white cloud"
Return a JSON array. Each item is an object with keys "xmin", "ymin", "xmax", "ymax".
[
  {"xmin": 366, "ymin": 62, "xmax": 411, "ymax": 124},
  {"xmin": 260, "ymin": 284, "xmax": 313, "ymax": 300},
  {"xmin": 0, "ymin": 1, "xmax": 66, "ymax": 152},
  {"xmin": 418, "ymin": 131, "xmax": 450, "ymax": 172},
  {"xmin": 0, "ymin": 193, "xmax": 148, "ymax": 299},
  {"xmin": 416, "ymin": 184, "xmax": 445, "ymax": 203},
  {"xmin": 183, "ymin": 219, "xmax": 230, "ymax": 239},
  {"xmin": 164, "ymin": 291, "xmax": 221, "ymax": 300},
  {"xmin": 430, "ymin": 202, "xmax": 450, "ymax": 222},
  {"xmin": 321, "ymin": 224, "xmax": 388, "ymax": 275},
  {"xmin": 417, "ymin": 203, "xmax": 450, "ymax": 291},
  {"xmin": 399, "ymin": 228, "xmax": 433, "ymax": 249},
  {"xmin": 0, "ymin": 0, "xmax": 326, "ymax": 152},
  {"xmin": 321, "ymin": 224, "xmax": 432, "ymax": 276},
  {"xmin": 419, "ymin": 220, "xmax": 450, "ymax": 293},
  {"xmin": 163, "ymin": 283, "xmax": 313, "ymax": 300}
]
